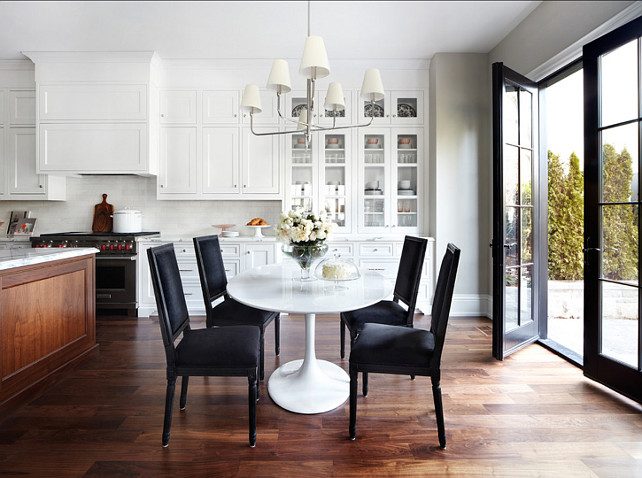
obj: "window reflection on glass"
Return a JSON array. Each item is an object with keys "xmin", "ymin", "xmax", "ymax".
[
  {"xmin": 600, "ymin": 39, "xmax": 638, "ymax": 127},
  {"xmin": 521, "ymin": 149, "xmax": 532, "ymax": 205},
  {"xmin": 521, "ymin": 208, "xmax": 532, "ymax": 263},
  {"xmin": 504, "ymin": 83, "xmax": 518, "ymax": 145},
  {"xmin": 519, "ymin": 88, "xmax": 532, "ymax": 147},
  {"xmin": 505, "ymin": 207, "xmax": 519, "ymax": 267},
  {"xmin": 505, "ymin": 267, "xmax": 519, "ymax": 331},
  {"xmin": 602, "ymin": 123, "xmax": 639, "ymax": 204},
  {"xmin": 520, "ymin": 266, "xmax": 533, "ymax": 327},
  {"xmin": 601, "ymin": 204, "xmax": 639, "ymax": 285},
  {"xmin": 504, "ymin": 145, "xmax": 519, "ymax": 205}
]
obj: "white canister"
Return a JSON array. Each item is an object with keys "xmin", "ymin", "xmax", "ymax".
[{"xmin": 112, "ymin": 210, "xmax": 143, "ymax": 233}]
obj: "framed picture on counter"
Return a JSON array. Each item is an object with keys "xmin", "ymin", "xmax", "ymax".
[{"xmin": 10, "ymin": 218, "xmax": 37, "ymax": 236}]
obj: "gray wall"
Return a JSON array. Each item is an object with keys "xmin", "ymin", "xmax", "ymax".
[{"xmin": 429, "ymin": 53, "xmax": 492, "ymax": 314}]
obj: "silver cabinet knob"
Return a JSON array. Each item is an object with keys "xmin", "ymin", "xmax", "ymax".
[{"xmin": 161, "ymin": 113, "xmax": 165, "ymax": 117}]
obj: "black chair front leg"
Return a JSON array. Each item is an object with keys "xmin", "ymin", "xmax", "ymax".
[
  {"xmin": 431, "ymin": 373, "xmax": 446, "ymax": 449},
  {"xmin": 162, "ymin": 375, "xmax": 177, "ymax": 447},
  {"xmin": 259, "ymin": 329, "xmax": 265, "ymax": 380},
  {"xmin": 340, "ymin": 320, "xmax": 346, "ymax": 359},
  {"xmin": 349, "ymin": 364, "xmax": 358, "ymax": 440},
  {"xmin": 362, "ymin": 372, "xmax": 368, "ymax": 397},
  {"xmin": 179, "ymin": 376, "xmax": 189, "ymax": 410},
  {"xmin": 248, "ymin": 370, "xmax": 258, "ymax": 447},
  {"xmin": 274, "ymin": 315, "xmax": 281, "ymax": 356}
]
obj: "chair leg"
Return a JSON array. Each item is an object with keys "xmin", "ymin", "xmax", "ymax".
[
  {"xmin": 179, "ymin": 376, "xmax": 189, "ymax": 410},
  {"xmin": 340, "ymin": 320, "xmax": 346, "ymax": 359},
  {"xmin": 259, "ymin": 329, "xmax": 265, "ymax": 381},
  {"xmin": 349, "ymin": 364, "xmax": 358, "ymax": 440},
  {"xmin": 411, "ymin": 374, "xmax": 416, "ymax": 380},
  {"xmin": 248, "ymin": 370, "xmax": 258, "ymax": 448},
  {"xmin": 362, "ymin": 372, "xmax": 368, "ymax": 397},
  {"xmin": 274, "ymin": 314, "xmax": 280, "ymax": 356},
  {"xmin": 431, "ymin": 375, "xmax": 446, "ymax": 449},
  {"xmin": 162, "ymin": 375, "xmax": 177, "ymax": 447}
]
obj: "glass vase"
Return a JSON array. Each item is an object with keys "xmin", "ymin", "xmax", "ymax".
[{"xmin": 282, "ymin": 243, "xmax": 329, "ymax": 281}]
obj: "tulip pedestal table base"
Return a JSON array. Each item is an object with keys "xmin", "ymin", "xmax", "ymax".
[{"xmin": 268, "ymin": 313, "xmax": 348, "ymax": 414}]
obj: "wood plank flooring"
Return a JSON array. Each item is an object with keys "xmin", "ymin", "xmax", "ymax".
[{"xmin": 0, "ymin": 313, "xmax": 641, "ymax": 477}]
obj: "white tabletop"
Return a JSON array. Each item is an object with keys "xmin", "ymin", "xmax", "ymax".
[{"xmin": 227, "ymin": 262, "xmax": 394, "ymax": 315}]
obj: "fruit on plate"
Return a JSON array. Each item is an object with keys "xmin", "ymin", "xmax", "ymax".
[{"xmin": 247, "ymin": 218, "xmax": 268, "ymax": 226}]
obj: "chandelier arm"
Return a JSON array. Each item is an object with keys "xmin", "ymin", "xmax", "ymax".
[{"xmin": 249, "ymin": 113, "xmax": 326, "ymax": 136}]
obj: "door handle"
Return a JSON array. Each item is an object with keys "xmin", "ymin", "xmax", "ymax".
[{"xmin": 583, "ymin": 248, "xmax": 601, "ymax": 253}]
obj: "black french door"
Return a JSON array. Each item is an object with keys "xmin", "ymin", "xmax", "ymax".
[
  {"xmin": 492, "ymin": 63, "xmax": 540, "ymax": 359},
  {"xmin": 584, "ymin": 15, "xmax": 642, "ymax": 403}
]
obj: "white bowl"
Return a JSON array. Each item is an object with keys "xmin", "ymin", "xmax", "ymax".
[
  {"xmin": 365, "ymin": 180, "xmax": 379, "ymax": 189},
  {"xmin": 398, "ymin": 180, "xmax": 411, "ymax": 189}
]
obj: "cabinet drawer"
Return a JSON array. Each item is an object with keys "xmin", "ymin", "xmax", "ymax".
[
  {"xmin": 359, "ymin": 243, "xmax": 394, "ymax": 257},
  {"xmin": 182, "ymin": 281, "xmax": 203, "ymax": 300},
  {"xmin": 327, "ymin": 243, "xmax": 354, "ymax": 257},
  {"xmin": 177, "ymin": 260, "xmax": 199, "ymax": 280},
  {"xmin": 223, "ymin": 260, "xmax": 240, "ymax": 278},
  {"xmin": 359, "ymin": 259, "xmax": 399, "ymax": 279},
  {"xmin": 219, "ymin": 243, "xmax": 241, "ymax": 257}
]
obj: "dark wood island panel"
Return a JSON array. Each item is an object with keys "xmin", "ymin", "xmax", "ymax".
[{"xmin": 0, "ymin": 253, "xmax": 96, "ymax": 407}]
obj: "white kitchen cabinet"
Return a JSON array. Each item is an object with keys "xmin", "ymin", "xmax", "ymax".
[
  {"xmin": 0, "ymin": 128, "xmax": 4, "ymax": 197},
  {"xmin": 357, "ymin": 90, "xmax": 424, "ymax": 126},
  {"xmin": 285, "ymin": 89, "xmax": 355, "ymax": 127},
  {"xmin": 241, "ymin": 88, "xmax": 280, "ymax": 125},
  {"xmin": 241, "ymin": 127, "xmax": 280, "ymax": 195},
  {"xmin": 158, "ymin": 127, "xmax": 198, "ymax": 194},
  {"xmin": 39, "ymin": 84, "xmax": 147, "ymax": 121},
  {"xmin": 8, "ymin": 90, "xmax": 36, "ymax": 125},
  {"xmin": 160, "ymin": 90, "xmax": 197, "ymax": 124},
  {"xmin": 203, "ymin": 90, "xmax": 239, "ymax": 124},
  {"xmin": 0, "ymin": 92, "xmax": 4, "ymax": 126},
  {"xmin": 243, "ymin": 243, "xmax": 275, "ymax": 269},
  {"xmin": 202, "ymin": 127, "xmax": 240, "ymax": 194}
]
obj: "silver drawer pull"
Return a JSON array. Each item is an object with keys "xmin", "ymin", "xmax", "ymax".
[
  {"xmin": 368, "ymin": 268, "xmax": 385, "ymax": 271},
  {"xmin": 372, "ymin": 248, "xmax": 378, "ymax": 252},
  {"xmin": 225, "ymin": 269, "xmax": 231, "ymax": 272},
  {"xmin": 184, "ymin": 293, "xmax": 193, "ymax": 296}
]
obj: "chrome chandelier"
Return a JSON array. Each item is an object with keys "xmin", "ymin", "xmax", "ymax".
[{"xmin": 240, "ymin": 0, "xmax": 384, "ymax": 144}]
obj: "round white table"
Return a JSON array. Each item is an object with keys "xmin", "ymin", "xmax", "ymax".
[{"xmin": 227, "ymin": 262, "xmax": 393, "ymax": 414}]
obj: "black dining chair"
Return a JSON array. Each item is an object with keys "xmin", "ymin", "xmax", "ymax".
[
  {"xmin": 193, "ymin": 235, "xmax": 280, "ymax": 380},
  {"xmin": 147, "ymin": 243, "xmax": 260, "ymax": 448},
  {"xmin": 340, "ymin": 235, "xmax": 428, "ymax": 359},
  {"xmin": 348, "ymin": 243, "xmax": 460, "ymax": 448}
]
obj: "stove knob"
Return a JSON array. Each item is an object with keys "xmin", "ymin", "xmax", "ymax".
[
  {"xmin": 117, "ymin": 244, "xmax": 123, "ymax": 251},
  {"xmin": 125, "ymin": 244, "xmax": 132, "ymax": 251},
  {"xmin": 34, "ymin": 244, "xmax": 40, "ymax": 248},
  {"xmin": 109, "ymin": 244, "xmax": 115, "ymax": 250},
  {"xmin": 101, "ymin": 244, "xmax": 107, "ymax": 251},
  {"xmin": 58, "ymin": 244, "xmax": 64, "ymax": 248}
]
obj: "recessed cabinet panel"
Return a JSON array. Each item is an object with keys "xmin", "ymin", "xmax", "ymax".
[
  {"xmin": 159, "ymin": 127, "xmax": 197, "ymax": 194},
  {"xmin": 39, "ymin": 84, "xmax": 147, "ymax": 121},
  {"xmin": 40, "ymin": 124, "xmax": 147, "ymax": 172},
  {"xmin": 203, "ymin": 90, "xmax": 239, "ymax": 124},
  {"xmin": 0, "ymin": 92, "xmax": 5, "ymax": 125},
  {"xmin": 241, "ymin": 89, "xmax": 279, "ymax": 125},
  {"xmin": 9, "ymin": 91, "xmax": 36, "ymax": 125},
  {"xmin": 241, "ymin": 127, "xmax": 280, "ymax": 194},
  {"xmin": 243, "ymin": 243, "xmax": 275, "ymax": 269},
  {"xmin": 160, "ymin": 90, "xmax": 197, "ymax": 124},
  {"xmin": 7, "ymin": 128, "xmax": 44, "ymax": 195},
  {"xmin": 0, "ymin": 128, "xmax": 5, "ymax": 196},
  {"xmin": 202, "ymin": 127, "xmax": 239, "ymax": 194}
]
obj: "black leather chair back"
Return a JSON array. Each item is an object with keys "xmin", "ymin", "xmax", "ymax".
[
  {"xmin": 193, "ymin": 235, "xmax": 228, "ymax": 304},
  {"xmin": 429, "ymin": 243, "xmax": 461, "ymax": 369},
  {"xmin": 393, "ymin": 236, "xmax": 428, "ymax": 319},
  {"xmin": 147, "ymin": 244, "xmax": 190, "ymax": 356}
]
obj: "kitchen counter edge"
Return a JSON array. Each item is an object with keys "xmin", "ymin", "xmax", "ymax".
[{"xmin": 0, "ymin": 247, "xmax": 99, "ymax": 271}]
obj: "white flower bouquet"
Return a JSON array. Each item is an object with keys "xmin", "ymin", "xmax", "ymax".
[{"xmin": 275, "ymin": 208, "xmax": 335, "ymax": 246}]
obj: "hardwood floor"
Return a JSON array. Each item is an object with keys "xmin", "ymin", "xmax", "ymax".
[{"xmin": 0, "ymin": 313, "xmax": 641, "ymax": 477}]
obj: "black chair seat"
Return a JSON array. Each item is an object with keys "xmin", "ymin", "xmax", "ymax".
[
  {"xmin": 351, "ymin": 323, "xmax": 435, "ymax": 370},
  {"xmin": 176, "ymin": 326, "xmax": 260, "ymax": 369},
  {"xmin": 209, "ymin": 299, "xmax": 276, "ymax": 328},
  {"xmin": 343, "ymin": 300, "xmax": 408, "ymax": 331}
]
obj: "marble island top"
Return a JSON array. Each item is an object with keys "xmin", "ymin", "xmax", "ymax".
[{"xmin": 0, "ymin": 247, "xmax": 99, "ymax": 271}]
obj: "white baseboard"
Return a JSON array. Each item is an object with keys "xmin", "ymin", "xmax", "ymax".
[{"xmin": 450, "ymin": 294, "xmax": 492, "ymax": 318}]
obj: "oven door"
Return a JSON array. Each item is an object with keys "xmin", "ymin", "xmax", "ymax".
[{"xmin": 95, "ymin": 255, "xmax": 137, "ymax": 309}]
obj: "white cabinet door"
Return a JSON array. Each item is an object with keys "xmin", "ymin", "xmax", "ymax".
[
  {"xmin": 39, "ymin": 123, "xmax": 148, "ymax": 173},
  {"xmin": 8, "ymin": 91, "xmax": 36, "ymax": 125},
  {"xmin": 39, "ymin": 84, "xmax": 147, "ymax": 121},
  {"xmin": 202, "ymin": 127, "xmax": 240, "ymax": 194},
  {"xmin": 6, "ymin": 128, "xmax": 45, "ymax": 195},
  {"xmin": 158, "ymin": 127, "xmax": 197, "ymax": 194},
  {"xmin": 241, "ymin": 89, "xmax": 280, "ymax": 125},
  {"xmin": 203, "ymin": 91, "xmax": 239, "ymax": 124},
  {"xmin": 243, "ymin": 243, "xmax": 275, "ymax": 269},
  {"xmin": 317, "ymin": 88, "xmax": 354, "ymax": 126},
  {"xmin": 160, "ymin": 90, "xmax": 197, "ymax": 124},
  {"xmin": 0, "ymin": 127, "xmax": 5, "ymax": 196},
  {"xmin": 0, "ymin": 92, "xmax": 4, "ymax": 126},
  {"xmin": 390, "ymin": 91, "xmax": 424, "ymax": 125},
  {"xmin": 241, "ymin": 127, "xmax": 280, "ymax": 195}
]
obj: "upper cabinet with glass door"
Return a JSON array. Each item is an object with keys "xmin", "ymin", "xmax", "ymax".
[
  {"xmin": 319, "ymin": 131, "xmax": 352, "ymax": 232},
  {"xmin": 358, "ymin": 128, "xmax": 389, "ymax": 233},
  {"xmin": 357, "ymin": 90, "xmax": 424, "ymax": 126},
  {"xmin": 393, "ymin": 128, "xmax": 422, "ymax": 230},
  {"xmin": 285, "ymin": 89, "xmax": 355, "ymax": 127},
  {"xmin": 286, "ymin": 133, "xmax": 316, "ymax": 212}
]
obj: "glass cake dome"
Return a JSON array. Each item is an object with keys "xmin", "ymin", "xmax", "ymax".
[{"xmin": 314, "ymin": 254, "xmax": 361, "ymax": 284}]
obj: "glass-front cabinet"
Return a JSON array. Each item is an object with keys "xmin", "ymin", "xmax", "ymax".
[
  {"xmin": 287, "ymin": 133, "xmax": 316, "ymax": 212},
  {"xmin": 357, "ymin": 127, "xmax": 422, "ymax": 233},
  {"xmin": 357, "ymin": 90, "xmax": 424, "ymax": 126}
]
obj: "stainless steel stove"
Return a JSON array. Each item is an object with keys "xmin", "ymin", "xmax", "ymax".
[{"xmin": 31, "ymin": 232, "xmax": 160, "ymax": 316}]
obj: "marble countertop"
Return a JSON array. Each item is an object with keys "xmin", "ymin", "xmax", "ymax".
[{"xmin": 0, "ymin": 247, "xmax": 99, "ymax": 271}]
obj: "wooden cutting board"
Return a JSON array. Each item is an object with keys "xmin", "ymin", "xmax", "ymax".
[{"xmin": 92, "ymin": 194, "xmax": 114, "ymax": 233}]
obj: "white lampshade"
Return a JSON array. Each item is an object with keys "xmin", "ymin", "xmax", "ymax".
[
  {"xmin": 297, "ymin": 108, "xmax": 308, "ymax": 130},
  {"xmin": 360, "ymin": 68, "xmax": 385, "ymax": 101},
  {"xmin": 299, "ymin": 36, "xmax": 330, "ymax": 79},
  {"xmin": 267, "ymin": 59, "xmax": 292, "ymax": 94},
  {"xmin": 240, "ymin": 84, "xmax": 262, "ymax": 114},
  {"xmin": 324, "ymin": 82, "xmax": 345, "ymax": 111}
]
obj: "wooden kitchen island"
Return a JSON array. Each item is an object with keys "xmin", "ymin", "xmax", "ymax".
[{"xmin": 0, "ymin": 247, "xmax": 97, "ymax": 408}]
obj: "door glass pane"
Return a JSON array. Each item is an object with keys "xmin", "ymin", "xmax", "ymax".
[
  {"xmin": 504, "ymin": 83, "xmax": 518, "ymax": 145},
  {"xmin": 520, "ymin": 266, "xmax": 533, "ymax": 326},
  {"xmin": 519, "ymin": 88, "xmax": 532, "ymax": 147},
  {"xmin": 505, "ymin": 267, "xmax": 519, "ymax": 331},
  {"xmin": 601, "ymin": 281, "xmax": 638, "ymax": 367},
  {"xmin": 521, "ymin": 208, "xmax": 532, "ymax": 263},
  {"xmin": 504, "ymin": 145, "xmax": 519, "ymax": 205},
  {"xmin": 505, "ymin": 206, "xmax": 519, "ymax": 267},
  {"xmin": 602, "ymin": 123, "xmax": 639, "ymax": 203},
  {"xmin": 600, "ymin": 39, "xmax": 638, "ymax": 127},
  {"xmin": 602, "ymin": 204, "xmax": 639, "ymax": 285},
  {"xmin": 521, "ymin": 149, "xmax": 532, "ymax": 205}
]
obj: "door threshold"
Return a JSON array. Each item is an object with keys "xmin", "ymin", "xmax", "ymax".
[{"xmin": 538, "ymin": 338, "xmax": 583, "ymax": 367}]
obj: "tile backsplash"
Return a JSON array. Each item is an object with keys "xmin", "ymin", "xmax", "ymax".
[{"xmin": 0, "ymin": 176, "xmax": 282, "ymax": 238}]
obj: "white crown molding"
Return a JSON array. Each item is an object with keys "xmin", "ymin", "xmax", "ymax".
[
  {"xmin": 22, "ymin": 51, "xmax": 158, "ymax": 64},
  {"xmin": 0, "ymin": 59, "xmax": 34, "ymax": 70},
  {"xmin": 159, "ymin": 58, "xmax": 429, "ymax": 71},
  {"xmin": 528, "ymin": 2, "xmax": 642, "ymax": 81}
]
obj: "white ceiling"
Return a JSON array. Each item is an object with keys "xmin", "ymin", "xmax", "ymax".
[{"xmin": 0, "ymin": 1, "xmax": 541, "ymax": 61}]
